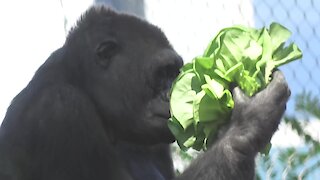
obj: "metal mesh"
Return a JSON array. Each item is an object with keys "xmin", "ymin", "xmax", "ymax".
[{"xmin": 253, "ymin": 0, "xmax": 320, "ymax": 115}]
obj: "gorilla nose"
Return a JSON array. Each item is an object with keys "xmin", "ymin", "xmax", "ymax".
[
  {"xmin": 171, "ymin": 51, "xmax": 184, "ymax": 69},
  {"xmin": 158, "ymin": 49, "xmax": 184, "ymax": 69},
  {"xmin": 175, "ymin": 54, "xmax": 183, "ymax": 67}
]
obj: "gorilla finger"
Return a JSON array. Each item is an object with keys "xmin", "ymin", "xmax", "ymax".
[
  {"xmin": 266, "ymin": 71, "xmax": 291, "ymax": 103},
  {"xmin": 272, "ymin": 70, "xmax": 285, "ymax": 80},
  {"xmin": 232, "ymin": 87, "xmax": 249, "ymax": 105}
]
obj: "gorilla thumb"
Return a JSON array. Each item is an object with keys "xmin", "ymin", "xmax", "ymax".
[{"xmin": 232, "ymin": 87, "xmax": 249, "ymax": 106}]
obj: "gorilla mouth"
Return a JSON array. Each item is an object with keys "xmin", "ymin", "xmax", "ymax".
[
  {"xmin": 147, "ymin": 89, "xmax": 171, "ymax": 121},
  {"xmin": 154, "ymin": 101, "xmax": 171, "ymax": 120},
  {"xmin": 158, "ymin": 88, "xmax": 172, "ymax": 119},
  {"xmin": 155, "ymin": 111, "xmax": 170, "ymax": 120}
]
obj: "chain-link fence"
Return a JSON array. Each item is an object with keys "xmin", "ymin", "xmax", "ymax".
[
  {"xmin": 253, "ymin": 1, "xmax": 320, "ymax": 178},
  {"xmin": 253, "ymin": 0, "xmax": 320, "ymax": 115}
]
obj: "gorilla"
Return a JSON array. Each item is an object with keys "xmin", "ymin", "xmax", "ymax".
[{"xmin": 0, "ymin": 5, "xmax": 290, "ymax": 180}]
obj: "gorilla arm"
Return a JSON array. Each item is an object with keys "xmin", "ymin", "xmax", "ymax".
[{"xmin": 175, "ymin": 71, "xmax": 290, "ymax": 180}]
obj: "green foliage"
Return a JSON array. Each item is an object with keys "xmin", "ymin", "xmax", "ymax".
[{"xmin": 169, "ymin": 23, "xmax": 302, "ymax": 151}]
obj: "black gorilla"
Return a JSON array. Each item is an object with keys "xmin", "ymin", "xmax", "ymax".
[{"xmin": 0, "ymin": 6, "xmax": 290, "ymax": 180}]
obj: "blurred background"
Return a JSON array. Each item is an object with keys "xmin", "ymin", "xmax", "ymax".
[{"xmin": 0, "ymin": 0, "xmax": 319, "ymax": 179}]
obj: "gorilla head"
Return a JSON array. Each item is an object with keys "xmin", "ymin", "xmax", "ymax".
[{"xmin": 64, "ymin": 7, "xmax": 183, "ymax": 145}]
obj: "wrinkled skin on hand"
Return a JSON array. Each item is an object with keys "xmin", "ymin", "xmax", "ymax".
[{"xmin": 227, "ymin": 70, "xmax": 290, "ymax": 155}]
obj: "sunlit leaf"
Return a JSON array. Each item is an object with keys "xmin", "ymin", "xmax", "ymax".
[{"xmin": 169, "ymin": 22, "xmax": 302, "ymax": 151}]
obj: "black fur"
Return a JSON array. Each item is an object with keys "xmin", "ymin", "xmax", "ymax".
[{"xmin": 0, "ymin": 6, "xmax": 290, "ymax": 180}]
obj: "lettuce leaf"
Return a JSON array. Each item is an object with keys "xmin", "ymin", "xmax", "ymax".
[{"xmin": 169, "ymin": 22, "xmax": 302, "ymax": 151}]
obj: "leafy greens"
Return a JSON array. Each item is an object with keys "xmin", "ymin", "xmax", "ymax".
[{"xmin": 168, "ymin": 23, "xmax": 302, "ymax": 151}]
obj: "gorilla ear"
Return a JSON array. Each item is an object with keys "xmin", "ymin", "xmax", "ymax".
[{"xmin": 95, "ymin": 39, "xmax": 119, "ymax": 67}]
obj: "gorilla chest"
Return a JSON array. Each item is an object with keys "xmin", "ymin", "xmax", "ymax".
[{"xmin": 116, "ymin": 144, "xmax": 167, "ymax": 180}]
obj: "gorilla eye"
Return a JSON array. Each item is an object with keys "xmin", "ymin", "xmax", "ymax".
[{"xmin": 95, "ymin": 39, "xmax": 119, "ymax": 67}]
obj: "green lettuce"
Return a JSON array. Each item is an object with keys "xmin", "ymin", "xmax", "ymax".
[{"xmin": 168, "ymin": 22, "xmax": 302, "ymax": 151}]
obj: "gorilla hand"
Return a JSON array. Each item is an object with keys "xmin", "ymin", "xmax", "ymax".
[
  {"xmin": 175, "ymin": 71, "xmax": 290, "ymax": 180},
  {"xmin": 224, "ymin": 70, "xmax": 291, "ymax": 155}
]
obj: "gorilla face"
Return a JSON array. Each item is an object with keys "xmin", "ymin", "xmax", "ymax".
[{"xmin": 68, "ymin": 9, "xmax": 183, "ymax": 144}]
